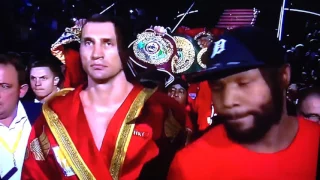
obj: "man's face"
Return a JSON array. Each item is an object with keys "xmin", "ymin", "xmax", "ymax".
[
  {"xmin": 197, "ymin": 36, "xmax": 213, "ymax": 48},
  {"xmin": 168, "ymin": 84, "xmax": 187, "ymax": 105},
  {"xmin": 80, "ymin": 22, "xmax": 123, "ymax": 83},
  {"xmin": 30, "ymin": 67, "xmax": 57, "ymax": 99},
  {"xmin": 299, "ymin": 95, "xmax": 320, "ymax": 123},
  {"xmin": 0, "ymin": 64, "xmax": 24, "ymax": 119},
  {"xmin": 209, "ymin": 68, "xmax": 284, "ymax": 143}
]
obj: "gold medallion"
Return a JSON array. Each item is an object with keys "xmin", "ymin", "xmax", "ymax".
[
  {"xmin": 197, "ymin": 48, "xmax": 208, "ymax": 68},
  {"xmin": 132, "ymin": 31, "xmax": 174, "ymax": 65},
  {"xmin": 172, "ymin": 36, "xmax": 196, "ymax": 74}
]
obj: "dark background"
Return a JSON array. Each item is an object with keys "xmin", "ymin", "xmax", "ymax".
[{"xmin": 0, "ymin": 0, "xmax": 318, "ymax": 55}]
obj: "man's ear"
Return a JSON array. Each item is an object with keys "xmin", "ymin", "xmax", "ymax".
[
  {"xmin": 280, "ymin": 64, "xmax": 291, "ymax": 89},
  {"xmin": 53, "ymin": 77, "xmax": 60, "ymax": 86},
  {"xmin": 19, "ymin": 84, "xmax": 29, "ymax": 98}
]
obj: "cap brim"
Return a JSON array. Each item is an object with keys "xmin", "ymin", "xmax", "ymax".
[{"xmin": 185, "ymin": 62, "xmax": 264, "ymax": 83}]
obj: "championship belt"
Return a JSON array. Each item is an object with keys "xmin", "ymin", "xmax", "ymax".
[
  {"xmin": 193, "ymin": 30, "xmax": 214, "ymax": 69},
  {"xmin": 51, "ymin": 26, "xmax": 81, "ymax": 64},
  {"xmin": 129, "ymin": 29, "xmax": 177, "ymax": 87},
  {"xmin": 172, "ymin": 34, "xmax": 203, "ymax": 74},
  {"xmin": 174, "ymin": 27, "xmax": 215, "ymax": 72},
  {"xmin": 197, "ymin": 47, "xmax": 209, "ymax": 69}
]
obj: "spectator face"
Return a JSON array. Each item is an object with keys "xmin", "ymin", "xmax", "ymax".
[
  {"xmin": 168, "ymin": 84, "xmax": 187, "ymax": 105},
  {"xmin": 209, "ymin": 67, "xmax": 289, "ymax": 143},
  {"xmin": 30, "ymin": 67, "xmax": 59, "ymax": 100},
  {"xmin": 298, "ymin": 94, "xmax": 320, "ymax": 123},
  {"xmin": 0, "ymin": 64, "xmax": 28, "ymax": 120}
]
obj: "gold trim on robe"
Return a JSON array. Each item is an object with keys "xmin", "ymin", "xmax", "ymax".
[
  {"xmin": 110, "ymin": 88, "xmax": 157, "ymax": 180},
  {"xmin": 43, "ymin": 88, "xmax": 97, "ymax": 180},
  {"xmin": 43, "ymin": 87, "xmax": 156, "ymax": 180}
]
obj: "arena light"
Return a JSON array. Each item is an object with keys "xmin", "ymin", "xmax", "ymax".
[
  {"xmin": 277, "ymin": 0, "xmax": 287, "ymax": 41},
  {"xmin": 175, "ymin": 10, "xmax": 199, "ymax": 18},
  {"xmin": 284, "ymin": 8, "xmax": 320, "ymax": 17},
  {"xmin": 99, "ymin": 3, "xmax": 115, "ymax": 14},
  {"xmin": 277, "ymin": 7, "xmax": 283, "ymax": 38}
]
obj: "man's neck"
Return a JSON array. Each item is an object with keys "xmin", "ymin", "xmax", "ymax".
[
  {"xmin": 243, "ymin": 115, "xmax": 299, "ymax": 153},
  {"xmin": 0, "ymin": 108, "xmax": 18, "ymax": 128},
  {"xmin": 84, "ymin": 72, "xmax": 134, "ymax": 107}
]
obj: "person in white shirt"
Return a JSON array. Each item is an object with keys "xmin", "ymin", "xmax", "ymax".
[
  {"xmin": 28, "ymin": 58, "xmax": 62, "ymax": 103},
  {"xmin": 0, "ymin": 54, "xmax": 31, "ymax": 180}
]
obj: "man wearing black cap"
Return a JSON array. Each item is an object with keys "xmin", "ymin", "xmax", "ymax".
[
  {"xmin": 167, "ymin": 77, "xmax": 194, "ymax": 143},
  {"xmin": 167, "ymin": 27, "xmax": 320, "ymax": 179}
]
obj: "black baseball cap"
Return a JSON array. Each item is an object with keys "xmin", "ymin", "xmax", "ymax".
[
  {"xmin": 168, "ymin": 76, "xmax": 189, "ymax": 91},
  {"xmin": 186, "ymin": 26, "xmax": 286, "ymax": 82}
]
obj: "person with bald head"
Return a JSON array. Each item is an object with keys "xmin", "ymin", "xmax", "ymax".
[{"xmin": 297, "ymin": 87, "xmax": 320, "ymax": 124}]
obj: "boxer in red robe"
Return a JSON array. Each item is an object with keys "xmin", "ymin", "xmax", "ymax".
[
  {"xmin": 168, "ymin": 27, "xmax": 320, "ymax": 179},
  {"xmin": 22, "ymin": 14, "xmax": 186, "ymax": 180}
]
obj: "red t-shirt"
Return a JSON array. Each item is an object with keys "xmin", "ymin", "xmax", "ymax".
[{"xmin": 168, "ymin": 118, "xmax": 320, "ymax": 180}]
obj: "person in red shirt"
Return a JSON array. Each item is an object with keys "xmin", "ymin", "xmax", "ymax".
[{"xmin": 168, "ymin": 27, "xmax": 320, "ymax": 180}]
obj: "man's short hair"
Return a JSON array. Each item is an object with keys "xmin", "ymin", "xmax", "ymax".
[
  {"xmin": 167, "ymin": 77, "xmax": 189, "ymax": 92},
  {"xmin": 28, "ymin": 59, "xmax": 61, "ymax": 77},
  {"xmin": 27, "ymin": 55, "xmax": 63, "ymax": 86},
  {"xmin": 0, "ymin": 53, "xmax": 26, "ymax": 85}
]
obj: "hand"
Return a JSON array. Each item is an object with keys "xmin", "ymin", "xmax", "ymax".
[
  {"xmin": 152, "ymin": 25, "xmax": 167, "ymax": 35},
  {"xmin": 74, "ymin": 19, "xmax": 86, "ymax": 28}
]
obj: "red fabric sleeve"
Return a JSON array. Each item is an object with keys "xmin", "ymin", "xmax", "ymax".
[
  {"xmin": 153, "ymin": 91, "xmax": 187, "ymax": 128},
  {"xmin": 211, "ymin": 28, "xmax": 225, "ymax": 37},
  {"xmin": 22, "ymin": 115, "xmax": 63, "ymax": 180},
  {"xmin": 176, "ymin": 27, "xmax": 206, "ymax": 37},
  {"xmin": 195, "ymin": 81, "xmax": 212, "ymax": 131},
  {"xmin": 63, "ymin": 49, "xmax": 86, "ymax": 88}
]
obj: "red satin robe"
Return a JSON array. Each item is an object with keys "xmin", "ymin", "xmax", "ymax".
[
  {"xmin": 22, "ymin": 85, "xmax": 185, "ymax": 180},
  {"xmin": 168, "ymin": 118, "xmax": 320, "ymax": 180},
  {"xmin": 62, "ymin": 49, "xmax": 86, "ymax": 88}
]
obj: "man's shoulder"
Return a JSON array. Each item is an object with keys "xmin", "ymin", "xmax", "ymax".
[
  {"xmin": 298, "ymin": 117, "xmax": 320, "ymax": 137},
  {"xmin": 181, "ymin": 124, "xmax": 227, "ymax": 152},
  {"xmin": 49, "ymin": 88, "xmax": 77, "ymax": 110},
  {"xmin": 21, "ymin": 101, "xmax": 42, "ymax": 109},
  {"xmin": 147, "ymin": 90, "xmax": 186, "ymax": 114},
  {"xmin": 171, "ymin": 125, "xmax": 234, "ymax": 176},
  {"xmin": 298, "ymin": 116, "xmax": 320, "ymax": 130},
  {"xmin": 146, "ymin": 90, "xmax": 186, "ymax": 122},
  {"xmin": 21, "ymin": 101, "xmax": 43, "ymax": 125}
]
